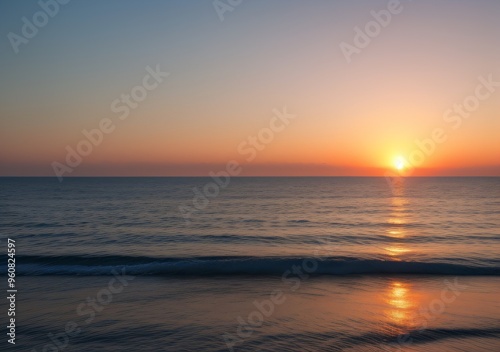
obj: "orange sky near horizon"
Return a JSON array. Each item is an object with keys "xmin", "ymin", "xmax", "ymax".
[{"xmin": 0, "ymin": 0, "xmax": 499, "ymax": 177}]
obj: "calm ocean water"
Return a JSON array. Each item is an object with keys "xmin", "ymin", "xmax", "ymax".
[{"xmin": 1, "ymin": 177, "xmax": 499, "ymax": 351}]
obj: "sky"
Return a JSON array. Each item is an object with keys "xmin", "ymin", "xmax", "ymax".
[{"xmin": 0, "ymin": 0, "xmax": 499, "ymax": 176}]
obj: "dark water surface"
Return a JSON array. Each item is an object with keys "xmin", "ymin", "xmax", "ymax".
[{"xmin": 1, "ymin": 177, "xmax": 499, "ymax": 351}]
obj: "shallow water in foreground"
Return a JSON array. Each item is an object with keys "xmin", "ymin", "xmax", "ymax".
[{"xmin": 18, "ymin": 276, "xmax": 500, "ymax": 351}]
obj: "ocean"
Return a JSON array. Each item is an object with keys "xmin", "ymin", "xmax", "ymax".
[{"xmin": 1, "ymin": 177, "xmax": 499, "ymax": 351}]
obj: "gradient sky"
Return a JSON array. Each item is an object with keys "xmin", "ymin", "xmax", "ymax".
[{"xmin": 1, "ymin": 0, "xmax": 499, "ymax": 176}]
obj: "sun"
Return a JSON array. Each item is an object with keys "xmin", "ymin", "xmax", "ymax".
[{"xmin": 394, "ymin": 156, "xmax": 406, "ymax": 171}]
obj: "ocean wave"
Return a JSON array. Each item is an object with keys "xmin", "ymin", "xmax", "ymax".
[{"xmin": 6, "ymin": 255, "xmax": 500, "ymax": 276}]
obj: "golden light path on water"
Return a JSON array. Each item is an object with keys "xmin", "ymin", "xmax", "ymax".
[
  {"xmin": 385, "ymin": 280, "xmax": 421, "ymax": 332},
  {"xmin": 384, "ymin": 178, "xmax": 411, "ymax": 261},
  {"xmin": 382, "ymin": 179, "xmax": 421, "ymax": 334}
]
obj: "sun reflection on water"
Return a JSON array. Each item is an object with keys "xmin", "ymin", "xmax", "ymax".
[
  {"xmin": 384, "ymin": 280, "xmax": 421, "ymax": 332},
  {"xmin": 383, "ymin": 180, "xmax": 411, "ymax": 261}
]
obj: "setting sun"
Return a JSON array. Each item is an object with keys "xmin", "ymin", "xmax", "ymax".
[{"xmin": 394, "ymin": 157, "xmax": 406, "ymax": 171}]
